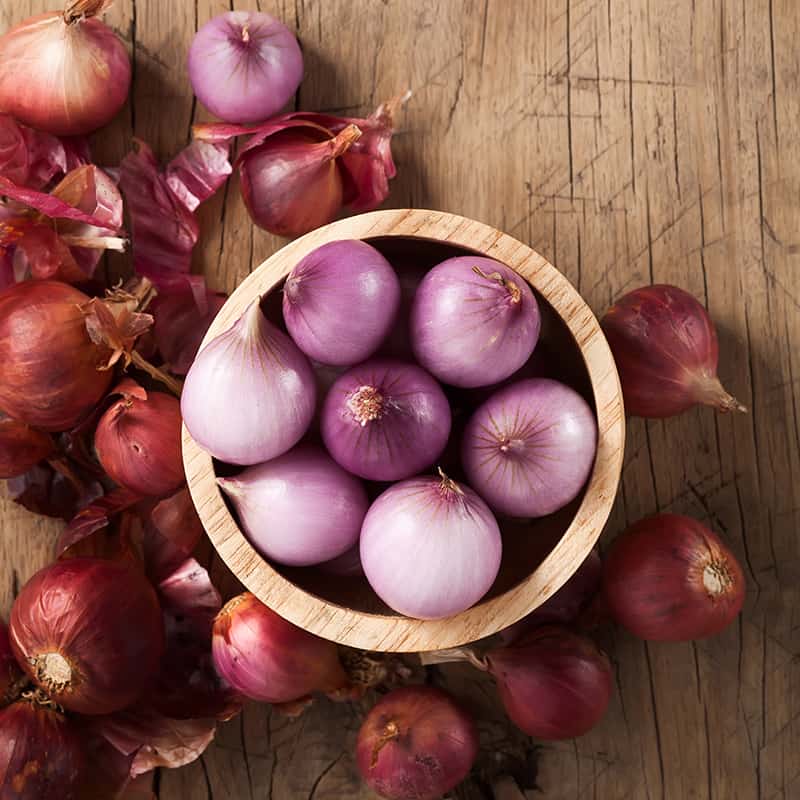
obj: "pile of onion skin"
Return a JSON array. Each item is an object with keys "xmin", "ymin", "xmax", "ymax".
[{"xmin": 0, "ymin": 2, "xmax": 751, "ymax": 799}]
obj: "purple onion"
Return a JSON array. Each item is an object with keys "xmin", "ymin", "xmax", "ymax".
[
  {"xmin": 410, "ymin": 256, "xmax": 541, "ymax": 388},
  {"xmin": 182, "ymin": 299, "xmax": 316, "ymax": 465},
  {"xmin": 462, "ymin": 378, "xmax": 597, "ymax": 517},
  {"xmin": 320, "ymin": 358, "xmax": 451, "ymax": 481},
  {"xmin": 217, "ymin": 444, "xmax": 368, "ymax": 566},
  {"xmin": 188, "ymin": 11, "xmax": 303, "ymax": 123},
  {"xmin": 360, "ymin": 472, "xmax": 502, "ymax": 619},
  {"xmin": 283, "ymin": 240, "xmax": 401, "ymax": 366}
]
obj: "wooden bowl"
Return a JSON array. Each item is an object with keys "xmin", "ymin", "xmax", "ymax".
[{"xmin": 183, "ymin": 209, "xmax": 625, "ymax": 652}]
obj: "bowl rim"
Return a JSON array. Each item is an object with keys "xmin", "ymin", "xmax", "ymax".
[{"xmin": 183, "ymin": 208, "xmax": 625, "ymax": 652}]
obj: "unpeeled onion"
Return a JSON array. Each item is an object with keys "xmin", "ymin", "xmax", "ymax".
[
  {"xmin": 0, "ymin": 620, "xmax": 24, "ymax": 707},
  {"xmin": 0, "ymin": 415, "xmax": 54, "ymax": 479},
  {"xmin": 355, "ymin": 685, "xmax": 478, "ymax": 800},
  {"xmin": 0, "ymin": 1, "xmax": 131, "ymax": 136}
]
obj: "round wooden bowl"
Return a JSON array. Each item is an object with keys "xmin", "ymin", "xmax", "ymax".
[{"xmin": 183, "ymin": 209, "xmax": 625, "ymax": 652}]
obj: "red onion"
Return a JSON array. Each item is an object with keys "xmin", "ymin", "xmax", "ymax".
[
  {"xmin": 486, "ymin": 626, "xmax": 612, "ymax": 739},
  {"xmin": 94, "ymin": 384, "xmax": 184, "ymax": 498},
  {"xmin": 462, "ymin": 378, "xmax": 597, "ymax": 517},
  {"xmin": 321, "ymin": 358, "xmax": 451, "ymax": 481},
  {"xmin": 603, "ymin": 513, "xmax": 745, "ymax": 640},
  {"xmin": 0, "ymin": 1, "xmax": 131, "ymax": 136},
  {"xmin": 410, "ymin": 256, "xmax": 541, "ymax": 387},
  {"xmin": 360, "ymin": 471, "xmax": 502, "ymax": 619},
  {"xmin": 182, "ymin": 299, "xmax": 316, "ymax": 465},
  {"xmin": 601, "ymin": 284, "xmax": 746, "ymax": 417},
  {"xmin": 0, "ymin": 415, "xmax": 54, "ymax": 479},
  {"xmin": 283, "ymin": 240, "xmax": 401, "ymax": 366},
  {"xmin": 0, "ymin": 697, "xmax": 87, "ymax": 799},
  {"xmin": 218, "ymin": 444, "xmax": 368, "ymax": 566},
  {"xmin": 9, "ymin": 558, "xmax": 165, "ymax": 715},
  {"xmin": 188, "ymin": 11, "xmax": 302, "ymax": 124},
  {"xmin": 212, "ymin": 593, "xmax": 347, "ymax": 703},
  {"xmin": 355, "ymin": 685, "xmax": 478, "ymax": 800},
  {"xmin": 0, "ymin": 620, "xmax": 25, "ymax": 707}
]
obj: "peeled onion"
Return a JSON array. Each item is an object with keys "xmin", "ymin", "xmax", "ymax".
[
  {"xmin": 182, "ymin": 298, "xmax": 316, "ymax": 465},
  {"xmin": 218, "ymin": 444, "xmax": 368, "ymax": 566},
  {"xmin": 410, "ymin": 256, "xmax": 540, "ymax": 387},
  {"xmin": 283, "ymin": 240, "xmax": 401, "ymax": 366},
  {"xmin": 9, "ymin": 558, "xmax": 165, "ymax": 715},
  {"xmin": 360, "ymin": 471, "xmax": 502, "ymax": 619},
  {"xmin": 0, "ymin": 1, "xmax": 131, "ymax": 136},
  {"xmin": 355, "ymin": 685, "xmax": 478, "ymax": 800},
  {"xmin": 462, "ymin": 378, "xmax": 597, "ymax": 517}
]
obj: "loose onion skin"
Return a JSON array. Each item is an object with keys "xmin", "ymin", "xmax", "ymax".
[
  {"xmin": 0, "ymin": 281, "xmax": 113, "ymax": 431},
  {"xmin": 188, "ymin": 11, "xmax": 303, "ymax": 124},
  {"xmin": 360, "ymin": 472, "xmax": 502, "ymax": 619},
  {"xmin": 0, "ymin": 620, "xmax": 25, "ymax": 707},
  {"xmin": 182, "ymin": 299, "xmax": 316, "ymax": 465},
  {"xmin": 218, "ymin": 444, "xmax": 368, "ymax": 566},
  {"xmin": 355, "ymin": 685, "xmax": 479, "ymax": 800},
  {"xmin": 283, "ymin": 240, "xmax": 401, "ymax": 366},
  {"xmin": 601, "ymin": 284, "xmax": 746, "ymax": 418},
  {"xmin": 0, "ymin": 416, "xmax": 54, "ymax": 479},
  {"xmin": 321, "ymin": 359, "xmax": 451, "ymax": 481},
  {"xmin": 212, "ymin": 593, "xmax": 347, "ymax": 703},
  {"xmin": 487, "ymin": 626, "xmax": 613, "ymax": 740},
  {"xmin": 95, "ymin": 389, "xmax": 184, "ymax": 497},
  {"xmin": 0, "ymin": 3, "xmax": 131, "ymax": 136},
  {"xmin": 0, "ymin": 698, "xmax": 87, "ymax": 800},
  {"xmin": 603, "ymin": 513, "xmax": 746, "ymax": 641},
  {"xmin": 9, "ymin": 558, "xmax": 165, "ymax": 715},
  {"xmin": 410, "ymin": 256, "xmax": 541, "ymax": 388},
  {"xmin": 462, "ymin": 378, "xmax": 598, "ymax": 518}
]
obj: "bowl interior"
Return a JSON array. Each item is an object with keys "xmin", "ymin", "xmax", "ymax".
[{"xmin": 215, "ymin": 235, "xmax": 595, "ymax": 618}]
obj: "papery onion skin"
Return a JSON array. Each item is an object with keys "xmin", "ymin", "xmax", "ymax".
[
  {"xmin": 355, "ymin": 685, "xmax": 478, "ymax": 800},
  {"xmin": 321, "ymin": 358, "xmax": 451, "ymax": 481},
  {"xmin": 218, "ymin": 444, "xmax": 368, "ymax": 566},
  {"xmin": 9, "ymin": 558, "xmax": 165, "ymax": 715},
  {"xmin": 0, "ymin": 5, "xmax": 131, "ymax": 136},
  {"xmin": 240, "ymin": 123, "xmax": 361, "ymax": 237},
  {"xmin": 0, "ymin": 620, "xmax": 25, "ymax": 707},
  {"xmin": 462, "ymin": 378, "xmax": 598, "ymax": 518},
  {"xmin": 410, "ymin": 256, "xmax": 541, "ymax": 388},
  {"xmin": 0, "ymin": 281, "xmax": 113, "ymax": 431},
  {"xmin": 487, "ymin": 626, "xmax": 613, "ymax": 740},
  {"xmin": 360, "ymin": 472, "xmax": 502, "ymax": 619},
  {"xmin": 188, "ymin": 11, "xmax": 303, "ymax": 124},
  {"xmin": 0, "ymin": 416, "xmax": 54, "ymax": 479},
  {"xmin": 603, "ymin": 513, "xmax": 746, "ymax": 641},
  {"xmin": 182, "ymin": 299, "xmax": 316, "ymax": 465},
  {"xmin": 95, "ymin": 389, "xmax": 184, "ymax": 497},
  {"xmin": 601, "ymin": 284, "xmax": 746, "ymax": 418},
  {"xmin": 212, "ymin": 593, "xmax": 347, "ymax": 703},
  {"xmin": 283, "ymin": 240, "xmax": 401, "ymax": 366},
  {"xmin": 0, "ymin": 697, "xmax": 87, "ymax": 800}
]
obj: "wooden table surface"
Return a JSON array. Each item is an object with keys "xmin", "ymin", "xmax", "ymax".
[{"xmin": 2, "ymin": 1, "xmax": 799, "ymax": 798}]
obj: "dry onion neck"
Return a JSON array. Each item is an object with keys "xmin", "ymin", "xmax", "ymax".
[
  {"xmin": 370, "ymin": 719, "xmax": 400, "ymax": 767},
  {"xmin": 437, "ymin": 467, "xmax": 464, "ymax": 498},
  {"xmin": 472, "ymin": 265, "xmax": 522, "ymax": 304},
  {"xmin": 703, "ymin": 560, "xmax": 734, "ymax": 598},
  {"xmin": 64, "ymin": 0, "xmax": 111, "ymax": 24}
]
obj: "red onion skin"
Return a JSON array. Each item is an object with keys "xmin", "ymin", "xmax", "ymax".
[
  {"xmin": 9, "ymin": 558, "xmax": 165, "ymax": 715},
  {"xmin": 410, "ymin": 256, "xmax": 541, "ymax": 388},
  {"xmin": 0, "ymin": 417, "xmax": 54, "ymax": 479},
  {"xmin": 0, "ymin": 7, "xmax": 131, "ymax": 136},
  {"xmin": 321, "ymin": 358, "xmax": 452, "ymax": 481},
  {"xmin": 95, "ymin": 390, "xmax": 184, "ymax": 498},
  {"xmin": 487, "ymin": 626, "xmax": 613, "ymax": 740},
  {"xmin": 218, "ymin": 444, "xmax": 369, "ymax": 566},
  {"xmin": 188, "ymin": 11, "xmax": 303, "ymax": 124},
  {"xmin": 601, "ymin": 284, "xmax": 745, "ymax": 418},
  {"xmin": 355, "ymin": 685, "xmax": 479, "ymax": 800},
  {"xmin": 182, "ymin": 299, "xmax": 316, "ymax": 465},
  {"xmin": 0, "ymin": 699, "xmax": 87, "ymax": 800},
  {"xmin": 0, "ymin": 620, "xmax": 24, "ymax": 707},
  {"xmin": 212, "ymin": 593, "xmax": 347, "ymax": 703},
  {"xmin": 603, "ymin": 513, "xmax": 746, "ymax": 641},
  {"xmin": 0, "ymin": 281, "xmax": 113, "ymax": 431},
  {"xmin": 283, "ymin": 240, "xmax": 401, "ymax": 366},
  {"xmin": 462, "ymin": 378, "xmax": 598, "ymax": 518},
  {"xmin": 360, "ymin": 474, "xmax": 502, "ymax": 619}
]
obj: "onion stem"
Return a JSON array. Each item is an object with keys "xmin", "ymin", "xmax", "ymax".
[
  {"xmin": 471, "ymin": 266, "xmax": 521, "ymax": 303},
  {"xmin": 130, "ymin": 351, "xmax": 183, "ymax": 397}
]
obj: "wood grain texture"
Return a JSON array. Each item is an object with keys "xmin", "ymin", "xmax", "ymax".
[{"xmin": 0, "ymin": 0, "xmax": 797, "ymax": 797}]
